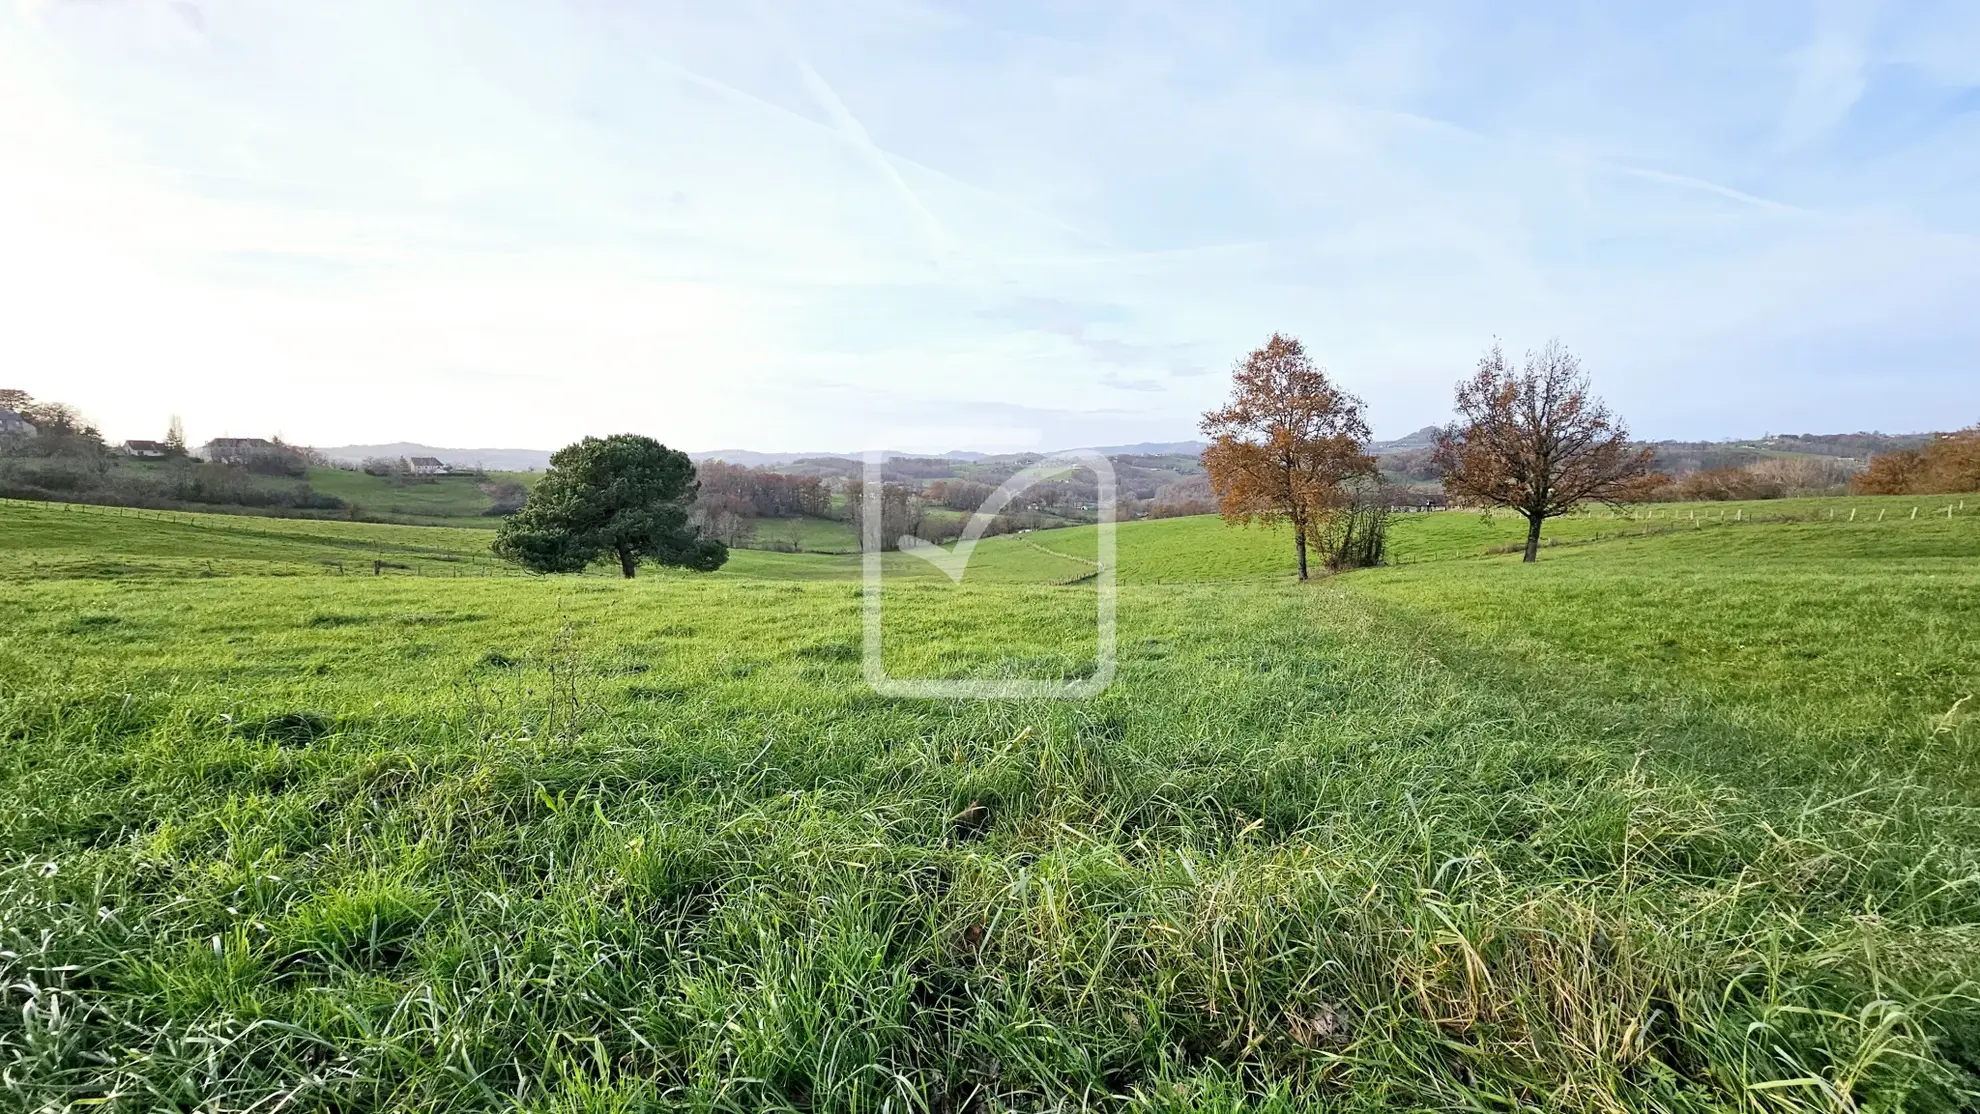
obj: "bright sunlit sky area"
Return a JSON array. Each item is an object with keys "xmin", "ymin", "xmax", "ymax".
[{"xmin": 3, "ymin": 1, "xmax": 1977, "ymax": 454}]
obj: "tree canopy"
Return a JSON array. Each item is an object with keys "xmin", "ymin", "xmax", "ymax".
[
  {"xmin": 1200, "ymin": 333, "xmax": 1375, "ymax": 580},
  {"xmin": 493, "ymin": 435, "xmax": 727, "ymax": 578},
  {"xmin": 0, "ymin": 390, "xmax": 105, "ymax": 458},
  {"xmin": 1433, "ymin": 340, "xmax": 1655, "ymax": 562},
  {"xmin": 1853, "ymin": 424, "xmax": 1980, "ymax": 495}
]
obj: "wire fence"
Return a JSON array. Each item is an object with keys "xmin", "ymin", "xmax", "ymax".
[
  {"xmin": 1622, "ymin": 499, "xmax": 1972, "ymax": 524},
  {"xmin": 6, "ymin": 494, "xmax": 1975, "ymax": 580},
  {"xmin": 1434, "ymin": 498, "xmax": 1977, "ymax": 560},
  {"xmin": 0, "ymin": 497, "xmax": 548, "ymax": 579},
  {"xmin": 1447, "ymin": 498, "xmax": 1975, "ymax": 528}
]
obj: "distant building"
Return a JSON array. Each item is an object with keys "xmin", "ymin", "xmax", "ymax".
[
  {"xmin": 122, "ymin": 440, "xmax": 168, "ymax": 458},
  {"xmin": 203, "ymin": 437, "xmax": 277, "ymax": 464},
  {"xmin": 407, "ymin": 456, "xmax": 449, "ymax": 475},
  {"xmin": 0, "ymin": 407, "xmax": 36, "ymax": 438}
]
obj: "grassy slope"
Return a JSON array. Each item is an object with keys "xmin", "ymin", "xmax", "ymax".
[
  {"xmin": 77, "ymin": 459, "xmax": 543, "ymax": 526},
  {"xmin": 1025, "ymin": 494, "xmax": 1980, "ymax": 579},
  {"xmin": 1, "ymin": 499, "xmax": 1978, "ymax": 1110},
  {"xmin": 298, "ymin": 467, "xmax": 539, "ymax": 523},
  {"xmin": 105, "ymin": 459, "xmax": 864, "ymax": 542},
  {"xmin": 1353, "ymin": 514, "xmax": 1980, "ymax": 795},
  {"xmin": 738, "ymin": 514, "xmax": 861, "ymax": 554},
  {"xmin": 0, "ymin": 500, "xmax": 507, "ymax": 579}
]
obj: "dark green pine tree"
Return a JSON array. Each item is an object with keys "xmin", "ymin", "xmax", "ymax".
[{"xmin": 493, "ymin": 435, "xmax": 727, "ymax": 578}]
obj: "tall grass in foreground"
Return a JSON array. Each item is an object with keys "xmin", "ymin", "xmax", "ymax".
[{"xmin": 1, "ymin": 555, "xmax": 1977, "ymax": 1111}]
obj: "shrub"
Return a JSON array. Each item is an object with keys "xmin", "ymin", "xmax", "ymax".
[
  {"xmin": 1854, "ymin": 427, "xmax": 1980, "ymax": 495},
  {"xmin": 1672, "ymin": 467, "xmax": 1785, "ymax": 502},
  {"xmin": 1854, "ymin": 451, "xmax": 1923, "ymax": 495},
  {"xmin": 1317, "ymin": 485, "xmax": 1390, "ymax": 570},
  {"xmin": 1652, "ymin": 456, "xmax": 1859, "ymax": 502},
  {"xmin": 480, "ymin": 481, "xmax": 527, "ymax": 516},
  {"xmin": 1747, "ymin": 454, "xmax": 1859, "ymax": 493}
]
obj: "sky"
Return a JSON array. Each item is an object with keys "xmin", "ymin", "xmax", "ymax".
[{"xmin": 2, "ymin": 0, "xmax": 1977, "ymax": 454}]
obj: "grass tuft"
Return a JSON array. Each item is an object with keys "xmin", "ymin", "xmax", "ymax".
[{"xmin": 1, "ymin": 496, "xmax": 1976, "ymax": 1110}]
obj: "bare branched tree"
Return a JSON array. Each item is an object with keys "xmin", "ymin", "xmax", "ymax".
[
  {"xmin": 1433, "ymin": 339, "xmax": 1656, "ymax": 562},
  {"xmin": 1200, "ymin": 333, "xmax": 1375, "ymax": 580}
]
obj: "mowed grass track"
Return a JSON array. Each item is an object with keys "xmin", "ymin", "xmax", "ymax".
[{"xmin": 1, "ymin": 498, "xmax": 1979, "ymax": 1111}]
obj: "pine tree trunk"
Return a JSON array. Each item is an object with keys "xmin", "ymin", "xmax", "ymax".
[{"xmin": 617, "ymin": 545, "xmax": 638, "ymax": 578}]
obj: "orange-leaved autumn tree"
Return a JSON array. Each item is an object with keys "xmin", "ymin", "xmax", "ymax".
[
  {"xmin": 1200, "ymin": 333, "xmax": 1374, "ymax": 580},
  {"xmin": 1854, "ymin": 424, "xmax": 1980, "ymax": 495},
  {"xmin": 1433, "ymin": 339, "xmax": 1655, "ymax": 562},
  {"xmin": 1852, "ymin": 449, "xmax": 1927, "ymax": 495}
]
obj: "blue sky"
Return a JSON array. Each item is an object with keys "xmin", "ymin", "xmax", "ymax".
[{"xmin": 3, "ymin": 0, "xmax": 1976, "ymax": 453}]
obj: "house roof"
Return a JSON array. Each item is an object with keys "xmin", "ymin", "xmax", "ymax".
[
  {"xmin": 408, "ymin": 456, "xmax": 445, "ymax": 466},
  {"xmin": 125, "ymin": 440, "xmax": 167, "ymax": 449}
]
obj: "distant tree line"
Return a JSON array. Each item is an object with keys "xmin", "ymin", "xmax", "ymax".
[
  {"xmin": 689, "ymin": 462, "xmax": 833, "ymax": 548},
  {"xmin": 698, "ymin": 449, "xmax": 1203, "ymax": 525},
  {"xmin": 697, "ymin": 461, "xmax": 832, "ymax": 518},
  {"xmin": 1640, "ymin": 426, "xmax": 1979, "ymax": 501},
  {"xmin": 1652, "ymin": 455, "xmax": 1861, "ymax": 501},
  {"xmin": 228, "ymin": 442, "xmax": 312, "ymax": 477},
  {"xmin": 1148, "ymin": 476, "xmax": 1219, "ymax": 518},
  {"xmin": 844, "ymin": 478, "xmax": 1082, "ymax": 551},
  {"xmin": 0, "ymin": 389, "xmax": 105, "ymax": 458},
  {"xmin": 922, "ymin": 476, "xmax": 1107, "ymax": 518},
  {"xmin": 686, "ymin": 458, "xmax": 1139, "ymax": 552},
  {"xmin": 1854, "ymin": 425, "xmax": 1980, "ymax": 495},
  {"xmin": 845, "ymin": 480, "xmax": 923, "ymax": 552},
  {"xmin": 0, "ymin": 390, "xmax": 351, "ymax": 513}
]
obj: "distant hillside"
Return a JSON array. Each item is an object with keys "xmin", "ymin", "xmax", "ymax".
[
  {"xmin": 313, "ymin": 430, "xmax": 1934, "ymax": 486},
  {"xmin": 691, "ymin": 449, "xmax": 998, "ymax": 466},
  {"xmin": 1374, "ymin": 427, "xmax": 1939, "ymax": 488},
  {"xmin": 1095, "ymin": 440, "xmax": 1207, "ymax": 456},
  {"xmin": 693, "ymin": 449, "xmax": 864, "ymax": 467},
  {"xmin": 1372, "ymin": 426, "xmax": 1443, "ymax": 453},
  {"xmin": 312, "ymin": 442, "xmax": 1206, "ymax": 473},
  {"xmin": 316, "ymin": 443, "xmax": 554, "ymax": 471},
  {"xmin": 693, "ymin": 442, "xmax": 1206, "ymax": 467},
  {"xmin": 1641, "ymin": 432, "xmax": 1933, "ymax": 477}
]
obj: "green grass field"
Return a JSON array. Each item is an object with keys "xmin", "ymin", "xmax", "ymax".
[
  {"xmin": 739, "ymin": 515, "xmax": 862, "ymax": 554},
  {"xmin": 297, "ymin": 468, "xmax": 540, "ymax": 524},
  {"xmin": 63, "ymin": 459, "xmax": 546, "ymax": 526},
  {"xmin": 87, "ymin": 459, "xmax": 870, "ymax": 545},
  {"xmin": 2, "ymin": 495, "xmax": 1978, "ymax": 1111}
]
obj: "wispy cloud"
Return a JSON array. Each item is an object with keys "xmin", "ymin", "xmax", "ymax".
[
  {"xmin": 1776, "ymin": 3, "xmax": 1872, "ymax": 152},
  {"xmin": 1100, "ymin": 372, "xmax": 1165, "ymax": 392},
  {"xmin": 1, "ymin": 0, "xmax": 1974, "ymax": 450}
]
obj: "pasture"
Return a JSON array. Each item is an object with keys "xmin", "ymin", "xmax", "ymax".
[
  {"xmin": 295, "ymin": 467, "xmax": 539, "ymax": 524},
  {"xmin": 1, "ymin": 495, "xmax": 1978, "ymax": 1111}
]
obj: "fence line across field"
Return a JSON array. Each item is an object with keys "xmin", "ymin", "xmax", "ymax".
[
  {"xmin": 4, "ymin": 495, "xmax": 1975, "ymax": 579},
  {"xmin": 0, "ymin": 497, "xmax": 535, "ymax": 578},
  {"xmin": 1393, "ymin": 497, "xmax": 1976, "ymax": 563}
]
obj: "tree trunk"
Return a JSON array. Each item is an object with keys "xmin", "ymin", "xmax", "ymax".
[
  {"xmin": 1294, "ymin": 524, "xmax": 1309, "ymax": 581},
  {"xmin": 616, "ymin": 545, "xmax": 638, "ymax": 579},
  {"xmin": 1522, "ymin": 514, "xmax": 1544, "ymax": 563}
]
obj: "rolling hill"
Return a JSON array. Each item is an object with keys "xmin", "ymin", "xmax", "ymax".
[{"xmin": 3, "ymin": 492, "xmax": 1978, "ymax": 1107}]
